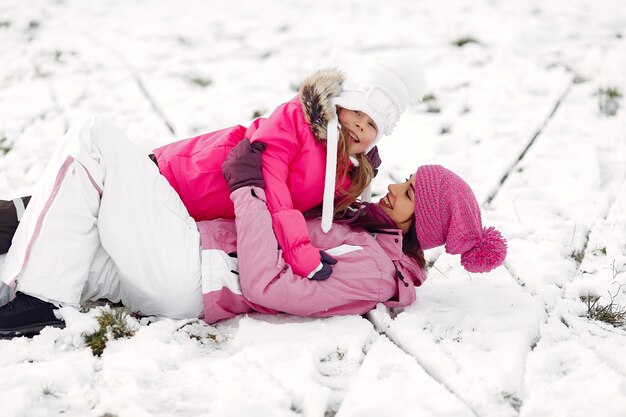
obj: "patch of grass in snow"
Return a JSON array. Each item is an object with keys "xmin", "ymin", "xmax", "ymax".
[
  {"xmin": 27, "ymin": 20, "xmax": 40, "ymax": 31},
  {"xmin": 560, "ymin": 64, "xmax": 588, "ymax": 84},
  {"xmin": 452, "ymin": 36, "xmax": 480, "ymax": 47},
  {"xmin": 439, "ymin": 124, "xmax": 451, "ymax": 135},
  {"xmin": 600, "ymin": 87, "xmax": 622, "ymax": 99},
  {"xmin": 0, "ymin": 21, "xmax": 11, "ymax": 29},
  {"xmin": 320, "ymin": 348, "xmax": 347, "ymax": 363},
  {"xmin": 177, "ymin": 320, "xmax": 220, "ymax": 344},
  {"xmin": 83, "ymin": 308, "xmax": 136, "ymax": 357},
  {"xmin": 426, "ymin": 104, "xmax": 441, "ymax": 113},
  {"xmin": 418, "ymin": 94, "xmax": 441, "ymax": 113},
  {"xmin": 51, "ymin": 50, "xmax": 64, "ymax": 63},
  {"xmin": 0, "ymin": 136, "xmax": 11, "ymax": 155},
  {"xmin": 189, "ymin": 77, "xmax": 213, "ymax": 88},
  {"xmin": 596, "ymin": 86, "xmax": 622, "ymax": 116},
  {"xmin": 580, "ymin": 287, "xmax": 626, "ymax": 327},
  {"xmin": 42, "ymin": 385, "xmax": 58, "ymax": 397},
  {"xmin": 502, "ymin": 392, "xmax": 522, "ymax": 412},
  {"xmin": 570, "ymin": 249, "xmax": 585, "ymax": 264},
  {"xmin": 251, "ymin": 109, "xmax": 266, "ymax": 119},
  {"xmin": 593, "ymin": 247, "xmax": 607, "ymax": 256}
]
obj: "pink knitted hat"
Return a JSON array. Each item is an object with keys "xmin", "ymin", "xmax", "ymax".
[{"xmin": 413, "ymin": 165, "xmax": 507, "ymax": 273}]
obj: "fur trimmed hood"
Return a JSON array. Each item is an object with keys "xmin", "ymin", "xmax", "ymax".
[{"xmin": 299, "ymin": 68, "xmax": 344, "ymax": 142}]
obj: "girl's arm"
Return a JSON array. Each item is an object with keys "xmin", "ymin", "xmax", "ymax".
[{"xmin": 248, "ymin": 100, "xmax": 323, "ymax": 277}]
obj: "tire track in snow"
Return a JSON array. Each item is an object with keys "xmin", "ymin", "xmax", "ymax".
[
  {"xmin": 365, "ymin": 313, "xmax": 482, "ymax": 417},
  {"xmin": 485, "ymin": 81, "xmax": 573, "ymax": 206},
  {"xmin": 491, "ymin": 78, "xmax": 626, "ymax": 415}
]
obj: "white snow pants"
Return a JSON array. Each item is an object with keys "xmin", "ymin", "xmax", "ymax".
[{"xmin": 0, "ymin": 116, "xmax": 203, "ymax": 319}]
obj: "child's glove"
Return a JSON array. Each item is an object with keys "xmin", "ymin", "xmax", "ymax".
[
  {"xmin": 308, "ymin": 251, "xmax": 338, "ymax": 281},
  {"xmin": 222, "ymin": 140, "xmax": 267, "ymax": 192},
  {"xmin": 366, "ymin": 146, "xmax": 381, "ymax": 177}
]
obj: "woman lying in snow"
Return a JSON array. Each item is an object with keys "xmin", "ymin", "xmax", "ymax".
[{"xmin": 0, "ymin": 118, "xmax": 506, "ymax": 337}]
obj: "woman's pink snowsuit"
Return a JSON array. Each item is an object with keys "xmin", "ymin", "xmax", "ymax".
[
  {"xmin": 199, "ymin": 186, "xmax": 426, "ymax": 324},
  {"xmin": 153, "ymin": 69, "xmax": 347, "ymax": 277}
]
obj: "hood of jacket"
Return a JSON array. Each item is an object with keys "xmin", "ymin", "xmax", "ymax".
[{"xmin": 299, "ymin": 68, "xmax": 344, "ymax": 143}]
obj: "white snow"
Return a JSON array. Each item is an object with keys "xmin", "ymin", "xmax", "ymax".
[{"xmin": 1, "ymin": 0, "xmax": 626, "ymax": 416}]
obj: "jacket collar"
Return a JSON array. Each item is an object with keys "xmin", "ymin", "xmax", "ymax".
[
  {"xmin": 371, "ymin": 229, "xmax": 404, "ymax": 261},
  {"xmin": 299, "ymin": 68, "xmax": 344, "ymax": 142},
  {"xmin": 373, "ymin": 229, "xmax": 427, "ymax": 296}
]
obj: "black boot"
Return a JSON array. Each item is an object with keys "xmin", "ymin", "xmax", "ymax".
[
  {"xmin": 0, "ymin": 196, "xmax": 31, "ymax": 254},
  {"xmin": 0, "ymin": 292, "xmax": 65, "ymax": 338}
]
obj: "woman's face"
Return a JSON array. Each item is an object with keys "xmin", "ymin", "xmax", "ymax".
[
  {"xmin": 377, "ymin": 174, "xmax": 416, "ymax": 234},
  {"xmin": 337, "ymin": 108, "xmax": 378, "ymax": 154}
]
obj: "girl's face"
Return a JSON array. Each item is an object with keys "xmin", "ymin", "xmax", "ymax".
[
  {"xmin": 337, "ymin": 108, "xmax": 378, "ymax": 154},
  {"xmin": 377, "ymin": 174, "xmax": 416, "ymax": 234}
]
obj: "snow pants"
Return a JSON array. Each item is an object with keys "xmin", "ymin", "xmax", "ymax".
[{"xmin": 0, "ymin": 116, "xmax": 203, "ymax": 319}]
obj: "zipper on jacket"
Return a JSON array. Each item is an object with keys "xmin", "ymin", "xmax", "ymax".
[{"xmin": 394, "ymin": 266, "xmax": 409, "ymax": 287}]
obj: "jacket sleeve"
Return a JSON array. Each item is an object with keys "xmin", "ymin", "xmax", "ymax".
[
  {"xmin": 249, "ymin": 101, "xmax": 321, "ymax": 277},
  {"xmin": 231, "ymin": 186, "xmax": 391, "ymax": 317}
]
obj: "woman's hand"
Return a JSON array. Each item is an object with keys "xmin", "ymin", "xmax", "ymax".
[{"xmin": 222, "ymin": 140, "xmax": 267, "ymax": 191}]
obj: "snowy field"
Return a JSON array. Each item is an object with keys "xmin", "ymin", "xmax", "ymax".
[{"xmin": 1, "ymin": 0, "xmax": 626, "ymax": 416}]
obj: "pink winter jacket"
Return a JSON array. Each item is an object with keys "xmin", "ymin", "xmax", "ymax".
[
  {"xmin": 153, "ymin": 69, "xmax": 349, "ymax": 277},
  {"xmin": 198, "ymin": 186, "xmax": 426, "ymax": 324}
]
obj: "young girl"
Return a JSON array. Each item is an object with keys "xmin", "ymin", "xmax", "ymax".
[
  {"xmin": 0, "ymin": 138, "xmax": 506, "ymax": 336},
  {"xmin": 151, "ymin": 55, "xmax": 426, "ymax": 278}
]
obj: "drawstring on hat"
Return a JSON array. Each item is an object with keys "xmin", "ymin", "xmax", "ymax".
[{"xmin": 321, "ymin": 110, "xmax": 339, "ymax": 233}]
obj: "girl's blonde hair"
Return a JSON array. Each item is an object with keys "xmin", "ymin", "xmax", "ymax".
[{"xmin": 333, "ymin": 129, "xmax": 375, "ymax": 216}]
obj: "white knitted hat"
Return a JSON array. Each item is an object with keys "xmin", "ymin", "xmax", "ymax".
[
  {"xmin": 320, "ymin": 54, "xmax": 427, "ymax": 233},
  {"xmin": 333, "ymin": 54, "xmax": 426, "ymax": 151}
]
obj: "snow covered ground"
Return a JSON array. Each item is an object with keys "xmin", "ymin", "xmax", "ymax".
[{"xmin": 1, "ymin": 0, "xmax": 625, "ymax": 416}]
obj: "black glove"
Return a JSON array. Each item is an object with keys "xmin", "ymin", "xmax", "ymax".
[
  {"xmin": 309, "ymin": 251, "xmax": 338, "ymax": 281},
  {"xmin": 222, "ymin": 140, "xmax": 267, "ymax": 192}
]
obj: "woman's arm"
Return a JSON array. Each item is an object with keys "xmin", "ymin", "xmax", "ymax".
[
  {"xmin": 221, "ymin": 140, "xmax": 395, "ymax": 317},
  {"xmin": 231, "ymin": 186, "xmax": 391, "ymax": 317}
]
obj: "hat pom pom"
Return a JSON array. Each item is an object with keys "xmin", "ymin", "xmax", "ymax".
[{"xmin": 460, "ymin": 227, "xmax": 507, "ymax": 273}]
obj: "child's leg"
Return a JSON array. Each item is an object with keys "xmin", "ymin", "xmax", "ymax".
[{"xmin": 1, "ymin": 116, "xmax": 202, "ymax": 319}]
